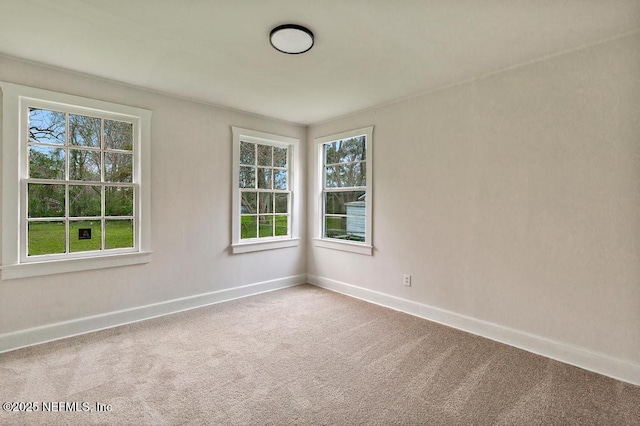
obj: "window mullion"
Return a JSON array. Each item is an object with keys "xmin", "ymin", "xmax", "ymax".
[
  {"xmin": 65, "ymin": 184, "xmax": 70, "ymax": 254},
  {"xmin": 324, "ymin": 159, "xmax": 364, "ymax": 167},
  {"xmin": 100, "ymin": 118, "xmax": 105, "ymax": 252},
  {"xmin": 323, "ymin": 186, "xmax": 366, "ymax": 193},
  {"xmin": 101, "ymin": 186, "xmax": 106, "ymax": 251},
  {"xmin": 64, "ymin": 113, "xmax": 70, "ymax": 254},
  {"xmin": 65, "ymin": 112, "xmax": 70, "ymax": 181},
  {"xmin": 28, "ymin": 217, "xmax": 66, "ymax": 222}
]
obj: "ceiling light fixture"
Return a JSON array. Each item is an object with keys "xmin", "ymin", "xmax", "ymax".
[{"xmin": 270, "ymin": 24, "xmax": 314, "ymax": 55}]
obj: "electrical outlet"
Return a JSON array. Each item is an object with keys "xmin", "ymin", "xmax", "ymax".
[{"xmin": 403, "ymin": 274, "xmax": 411, "ymax": 287}]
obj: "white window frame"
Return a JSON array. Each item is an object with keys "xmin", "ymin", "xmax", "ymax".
[
  {"xmin": 0, "ymin": 81, "xmax": 152, "ymax": 280},
  {"xmin": 231, "ymin": 127, "xmax": 300, "ymax": 254},
  {"xmin": 313, "ymin": 126, "xmax": 373, "ymax": 256}
]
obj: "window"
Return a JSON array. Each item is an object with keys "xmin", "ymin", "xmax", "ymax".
[
  {"xmin": 1, "ymin": 81, "xmax": 152, "ymax": 279},
  {"xmin": 27, "ymin": 107, "xmax": 135, "ymax": 256},
  {"xmin": 314, "ymin": 126, "xmax": 373, "ymax": 255},
  {"xmin": 231, "ymin": 127, "xmax": 300, "ymax": 253}
]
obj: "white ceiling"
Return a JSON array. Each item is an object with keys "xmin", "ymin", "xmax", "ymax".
[{"xmin": 1, "ymin": 1, "xmax": 639, "ymax": 125}]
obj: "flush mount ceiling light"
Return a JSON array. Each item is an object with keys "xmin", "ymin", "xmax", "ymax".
[{"xmin": 270, "ymin": 24, "xmax": 314, "ymax": 54}]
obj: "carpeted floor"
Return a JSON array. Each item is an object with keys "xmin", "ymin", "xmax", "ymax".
[{"xmin": 0, "ymin": 284, "xmax": 638, "ymax": 425}]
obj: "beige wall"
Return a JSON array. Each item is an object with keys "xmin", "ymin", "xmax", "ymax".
[
  {"xmin": 0, "ymin": 56, "xmax": 307, "ymax": 333},
  {"xmin": 308, "ymin": 33, "xmax": 640, "ymax": 365}
]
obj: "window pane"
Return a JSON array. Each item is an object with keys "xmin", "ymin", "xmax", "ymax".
[
  {"xmin": 259, "ymin": 215, "xmax": 274, "ymax": 237},
  {"xmin": 69, "ymin": 220, "xmax": 102, "ymax": 252},
  {"xmin": 325, "ymin": 191, "xmax": 366, "ymax": 215},
  {"xmin": 275, "ymin": 215, "xmax": 288, "ymax": 236},
  {"xmin": 324, "ymin": 215, "xmax": 365, "ymax": 242},
  {"xmin": 325, "ymin": 163, "xmax": 365, "ymax": 188},
  {"xmin": 324, "ymin": 136, "xmax": 366, "ymax": 164},
  {"xmin": 324, "ymin": 142, "xmax": 338, "ymax": 165},
  {"xmin": 324, "ymin": 216, "xmax": 347, "ymax": 239},
  {"xmin": 274, "ymin": 169, "xmax": 287, "ymax": 190},
  {"xmin": 29, "ymin": 146, "xmax": 65, "ymax": 179},
  {"xmin": 257, "ymin": 144, "xmax": 272, "ymax": 166},
  {"xmin": 28, "ymin": 183, "xmax": 65, "ymax": 218},
  {"xmin": 240, "ymin": 166, "xmax": 256, "ymax": 188},
  {"xmin": 241, "ymin": 216, "xmax": 257, "ymax": 239},
  {"xmin": 241, "ymin": 191, "xmax": 257, "ymax": 214},
  {"xmin": 274, "ymin": 193, "xmax": 288, "ymax": 213},
  {"xmin": 273, "ymin": 147, "xmax": 287, "ymax": 167},
  {"xmin": 69, "ymin": 185, "xmax": 101, "ymax": 217},
  {"xmin": 324, "ymin": 166, "xmax": 338, "ymax": 188},
  {"xmin": 347, "ymin": 136, "xmax": 366, "ymax": 161},
  {"xmin": 346, "ymin": 216, "xmax": 366, "ymax": 242},
  {"xmin": 104, "ymin": 120, "xmax": 133, "ymax": 151},
  {"xmin": 28, "ymin": 221, "xmax": 66, "ymax": 255},
  {"xmin": 259, "ymin": 193, "xmax": 273, "ymax": 213},
  {"xmin": 69, "ymin": 114, "xmax": 100, "ymax": 147},
  {"xmin": 339, "ymin": 162, "xmax": 366, "ymax": 187},
  {"xmin": 105, "ymin": 152, "xmax": 133, "ymax": 182},
  {"xmin": 240, "ymin": 142, "xmax": 255, "ymax": 165},
  {"xmin": 105, "ymin": 186, "xmax": 134, "ymax": 216},
  {"xmin": 257, "ymin": 168, "xmax": 272, "ymax": 189},
  {"xmin": 69, "ymin": 149, "xmax": 101, "ymax": 181},
  {"xmin": 29, "ymin": 108, "xmax": 65, "ymax": 145},
  {"xmin": 105, "ymin": 219, "xmax": 133, "ymax": 249}
]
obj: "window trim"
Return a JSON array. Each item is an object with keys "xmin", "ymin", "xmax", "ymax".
[
  {"xmin": 231, "ymin": 127, "xmax": 300, "ymax": 254},
  {"xmin": 0, "ymin": 81, "xmax": 152, "ymax": 280},
  {"xmin": 313, "ymin": 126, "xmax": 373, "ymax": 256}
]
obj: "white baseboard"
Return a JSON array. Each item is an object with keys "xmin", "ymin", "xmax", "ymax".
[
  {"xmin": 308, "ymin": 275, "xmax": 640, "ymax": 386},
  {"xmin": 0, "ymin": 274, "xmax": 307, "ymax": 354}
]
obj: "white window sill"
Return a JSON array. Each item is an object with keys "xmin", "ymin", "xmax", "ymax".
[
  {"xmin": 231, "ymin": 238, "xmax": 300, "ymax": 254},
  {"xmin": 313, "ymin": 238, "xmax": 373, "ymax": 256},
  {"xmin": 1, "ymin": 251, "xmax": 152, "ymax": 280}
]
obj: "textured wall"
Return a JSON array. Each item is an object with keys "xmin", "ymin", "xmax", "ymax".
[{"xmin": 308, "ymin": 33, "xmax": 640, "ymax": 365}]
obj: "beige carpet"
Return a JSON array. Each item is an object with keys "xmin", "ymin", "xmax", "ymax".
[{"xmin": 0, "ymin": 284, "xmax": 638, "ymax": 425}]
